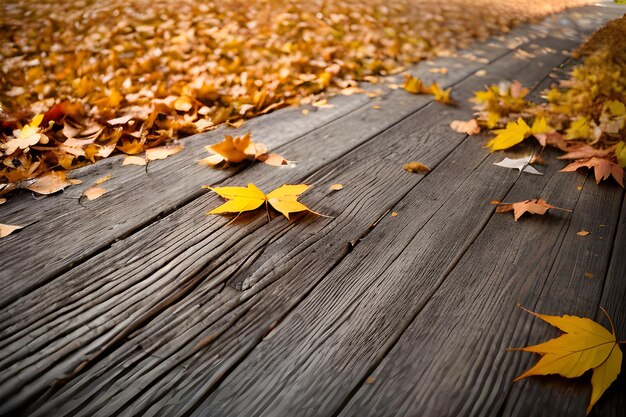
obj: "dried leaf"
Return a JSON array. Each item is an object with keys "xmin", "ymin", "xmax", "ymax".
[
  {"xmin": 560, "ymin": 157, "xmax": 624, "ymax": 188},
  {"xmin": 450, "ymin": 119, "xmax": 481, "ymax": 135},
  {"xmin": 123, "ymin": 156, "xmax": 147, "ymax": 166},
  {"xmin": 403, "ymin": 161, "xmax": 430, "ymax": 174},
  {"xmin": 1, "ymin": 223, "xmax": 23, "ymax": 238},
  {"xmin": 95, "ymin": 174, "xmax": 112, "ymax": 185},
  {"xmin": 0, "ymin": 198, "xmax": 6, "ymax": 205},
  {"xmin": 493, "ymin": 156, "xmax": 543, "ymax": 175},
  {"xmin": 577, "ymin": 230, "xmax": 590, "ymax": 236},
  {"xmin": 494, "ymin": 198, "xmax": 567, "ymax": 221},
  {"xmin": 145, "ymin": 144, "xmax": 184, "ymax": 161},
  {"xmin": 329, "ymin": 183, "xmax": 344, "ymax": 191},
  {"xmin": 403, "ymin": 75, "xmax": 430, "ymax": 94},
  {"xmin": 510, "ymin": 306, "xmax": 622, "ymax": 415},
  {"xmin": 83, "ymin": 186, "xmax": 107, "ymax": 200},
  {"xmin": 24, "ymin": 171, "xmax": 72, "ymax": 194},
  {"xmin": 429, "ymin": 83, "xmax": 455, "ymax": 105}
]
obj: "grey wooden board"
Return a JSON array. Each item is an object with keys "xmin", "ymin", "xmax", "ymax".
[
  {"xmin": 0, "ymin": 3, "xmax": 614, "ymax": 309},
  {"xmin": 7, "ymin": 31, "xmax": 588, "ymax": 417},
  {"xmin": 0, "ymin": 4, "xmax": 624, "ymax": 417}
]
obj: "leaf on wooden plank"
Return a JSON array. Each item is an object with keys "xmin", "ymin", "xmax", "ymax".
[
  {"xmin": 487, "ymin": 118, "xmax": 531, "ymax": 151},
  {"xmin": 493, "ymin": 156, "xmax": 543, "ymax": 175},
  {"xmin": 0, "ymin": 198, "xmax": 6, "ymax": 205},
  {"xmin": 83, "ymin": 186, "xmax": 107, "ymax": 201},
  {"xmin": 510, "ymin": 305, "xmax": 623, "ymax": 415},
  {"xmin": 493, "ymin": 198, "xmax": 568, "ymax": 221},
  {"xmin": 429, "ymin": 83, "xmax": 455, "ymax": 105},
  {"xmin": 95, "ymin": 174, "xmax": 112, "ymax": 185},
  {"xmin": 560, "ymin": 157, "xmax": 624, "ymax": 188},
  {"xmin": 577, "ymin": 230, "xmax": 590, "ymax": 236},
  {"xmin": 145, "ymin": 144, "xmax": 183, "ymax": 161},
  {"xmin": 24, "ymin": 171, "xmax": 72, "ymax": 194},
  {"xmin": 403, "ymin": 161, "xmax": 430, "ymax": 174},
  {"xmin": 0, "ymin": 223, "xmax": 23, "ymax": 238},
  {"xmin": 329, "ymin": 183, "xmax": 344, "ymax": 191},
  {"xmin": 123, "ymin": 155, "xmax": 147, "ymax": 166},
  {"xmin": 205, "ymin": 183, "xmax": 322, "ymax": 220},
  {"xmin": 201, "ymin": 132, "xmax": 287, "ymax": 167},
  {"xmin": 403, "ymin": 75, "xmax": 430, "ymax": 94},
  {"xmin": 450, "ymin": 119, "xmax": 481, "ymax": 135}
]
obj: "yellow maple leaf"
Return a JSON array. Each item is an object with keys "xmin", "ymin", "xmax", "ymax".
[
  {"xmin": 565, "ymin": 116, "xmax": 592, "ymax": 140},
  {"xmin": 199, "ymin": 133, "xmax": 287, "ymax": 167},
  {"xmin": 429, "ymin": 83, "xmax": 455, "ymax": 105},
  {"xmin": 531, "ymin": 116, "xmax": 552, "ymax": 135},
  {"xmin": 486, "ymin": 117, "xmax": 531, "ymax": 151},
  {"xmin": 4, "ymin": 114, "xmax": 46, "ymax": 155},
  {"xmin": 403, "ymin": 75, "xmax": 430, "ymax": 95},
  {"xmin": 204, "ymin": 183, "xmax": 321, "ymax": 220},
  {"xmin": 510, "ymin": 306, "xmax": 623, "ymax": 414}
]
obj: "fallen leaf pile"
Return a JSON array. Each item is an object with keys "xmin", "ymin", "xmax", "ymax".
[
  {"xmin": 471, "ymin": 15, "xmax": 626, "ymax": 186},
  {"xmin": 511, "ymin": 306, "xmax": 623, "ymax": 414},
  {"xmin": 0, "ymin": 0, "xmax": 595, "ymax": 190}
]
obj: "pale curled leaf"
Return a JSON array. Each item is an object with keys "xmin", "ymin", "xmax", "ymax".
[
  {"xmin": 145, "ymin": 144, "xmax": 184, "ymax": 161},
  {"xmin": 24, "ymin": 171, "xmax": 72, "ymax": 195},
  {"xmin": 123, "ymin": 156, "xmax": 147, "ymax": 166},
  {"xmin": 83, "ymin": 186, "xmax": 107, "ymax": 200},
  {"xmin": 494, "ymin": 156, "xmax": 543, "ymax": 175},
  {"xmin": 450, "ymin": 119, "xmax": 481, "ymax": 135},
  {"xmin": 0, "ymin": 223, "xmax": 23, "ymax": 238}
]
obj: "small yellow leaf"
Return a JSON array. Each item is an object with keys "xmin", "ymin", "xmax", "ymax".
[
  {"xmin": 607, "ymin": 100, "xmax": 625, "ymax": 117},
  {"xmin": 565, "ymin": 116, "xmax": 592, "ymax": 140},
  {"xmin": 0, "ymin": 223, "xmax": 23, "ymax": 238},
  {"xmin": 403, "ymin": 161, "xmax": 430, "ymax": 174},
  {"xmin": 403, "ymin": 75, "xmax": 430, "ymax": 94},
  {"xmin": 329, "ymin": 183, "xmax": 344, "ymax": 191},
  {"xmin": 577, "ymin": 230, "xmax": 590, "ymax": 236},
  {"xmin": 391, "ymin": 211, "xmax": 398, "ymax": 217},
  {"xmin": 487, "ymin": 118, "xmax": 531, "ymax": 151}
]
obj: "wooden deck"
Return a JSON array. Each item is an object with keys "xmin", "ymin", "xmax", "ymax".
[{"xmin": 1, "ymin": 4, "xmax": 625, "ymax": 416}]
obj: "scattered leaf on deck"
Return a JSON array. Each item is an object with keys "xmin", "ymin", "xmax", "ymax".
[
  {"xmin": 403, "ymin": 162, "xmax": 431, "ymax": 174},
  {"xmin": 510, "ymin": 306, "xmax": 623, "ymax": 415},
  {"xmin": 123, "ymin": 156, "xmax": 147, "ymax": 166},
  {"xmin": 205, "ymin": 183, "xmax": 322, "ymax": 220},
  {"xmin": 329, "ymin": 183, "xmax": 344, "ymax": 191},
  {"xmin": 0, "ymin": 223, "xmax": 23, "ymax": 238},
  {"xmin": 83, "ymin": 186, "xmax": 107, "ymax": 201},
  {"xmin": 145, "ymin": 144, "xmax": 184, "ymax": 161},
  {"xmin": 494, "ymin": 156, "xmax": 543, "ymax": 175},
  {"xmin": 560, "ymin": 157, "xmax": 624, "ymax": 188},
  {"xmin": 494, "ymin": 198, "xmax": 568, "ymax": 221},
  {"xmin": 95, "ymin": 174, "xmax": 112, "ymax": 185},
  {"xmin": 450, "ymin": 119, "xmax": 481, "ymax": 135},
  {"xmin": 577, "ymin": 230, "xmax": 590, "ymax": 236}
]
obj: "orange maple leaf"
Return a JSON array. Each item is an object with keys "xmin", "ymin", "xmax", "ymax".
[
  {"xmin": 493, "ymin": 198, "xmax": 570, "ymax": 221},
  {"xmin": 560, "ymin": 157, "xmax": 624, "ymax": 188}
]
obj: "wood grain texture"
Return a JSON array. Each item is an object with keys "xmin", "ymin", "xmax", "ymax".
[
  {"xmin": 1, "ymin": 5, "xmax": 623, "ymax": 417},
  {"xmin": 5, "ymin": 30, "xmax": 573, "ymax": 417}
]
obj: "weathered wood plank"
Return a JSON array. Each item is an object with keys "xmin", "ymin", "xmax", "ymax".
[
  {"xmin": 336, "ymin": 175, "xmax": 623, "ymax": 417},
  {"xmin": 0, "ymin": 3, "xmax": 608, "ymax": 308},
  {"xmin": 16, "ymin": 36, "xmax": 580, "ymax": 417},
  {"xmin": 494, "ymin": 190, "xmax": 626, "ymax": 417}
]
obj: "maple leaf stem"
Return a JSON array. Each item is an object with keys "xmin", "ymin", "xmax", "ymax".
[{"xmin": 599, "ymin": 306, "xmax": 616, "ymax": 335}]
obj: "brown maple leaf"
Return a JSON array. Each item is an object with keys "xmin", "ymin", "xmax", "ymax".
[
  {"xmin": 493, "ymin": 198, "xmax": 570, "ymax": 221},
  {"xmin": 560, "ymin": 157, "xmax": 624, "ymax": 187}
]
